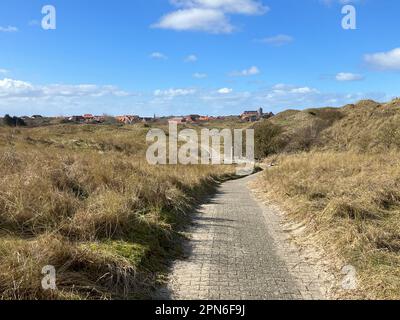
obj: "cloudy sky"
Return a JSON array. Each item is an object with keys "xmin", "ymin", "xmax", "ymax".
[{"xmin": 0, "ymin": 0, "xmax": 399, "ymax": 116}]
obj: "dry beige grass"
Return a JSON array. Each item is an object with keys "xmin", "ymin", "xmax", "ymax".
[
  {"xmin": 258, "ymin": 151, "xmax": 400, "ymax": 299},
  {"xmin": 253, "ymin": 98, "xmax": 400, "ymax": 299},
  {"xmin": 0, "ymin": 124, "xmax": 235, "ymax": 299}
]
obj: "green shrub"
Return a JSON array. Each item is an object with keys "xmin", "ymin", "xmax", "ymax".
[{"xmin": 254, "ymin": 122, "xmax": 287, "ymax": 158}]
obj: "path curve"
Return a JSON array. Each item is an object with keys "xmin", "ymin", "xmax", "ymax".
[{"xmin": 157, "ymin": 173, "xmax": 324, "ymax": 300}]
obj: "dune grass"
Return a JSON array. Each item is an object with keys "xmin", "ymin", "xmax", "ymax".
[
  {"xmin": 254, "ymin": 99, "xmax": 400, "ymax": 299},
  {"xmin": 259, "ymin": 151, "xmax": 400, "ymax": 299},
  {"xmin": 0, "ymin": 124, "xmax": 235, "ymax": 299}
]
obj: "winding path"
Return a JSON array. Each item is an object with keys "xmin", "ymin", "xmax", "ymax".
[{"xmin": 157, "ymin": 173, "xmax": 324, "ymax": 300}]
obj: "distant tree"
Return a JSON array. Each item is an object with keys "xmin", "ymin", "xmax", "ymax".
[
  {"xmin": 3, "ymin": 114, "xmax": 15, "ymax": 126},
  {"xmin": 2, "ymin": 114, "xmax": 26, "ymax": 127},
  {"xmin": 14, "ymin": 116, "xmax": 26, "ymax": 127}
]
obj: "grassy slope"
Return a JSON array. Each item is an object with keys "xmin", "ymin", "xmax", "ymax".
[
  {"xmin": 0, "ymin": 123, "xmax": 236, "ymax": 299},
  {"xmin": 255, "ymin": 98, "xmax": 400, "ymax": 299}
]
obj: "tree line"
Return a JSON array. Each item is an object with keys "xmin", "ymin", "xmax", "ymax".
[{"xmin": 2, "ymin": 115, "xmax": 27, "ymax": 127}]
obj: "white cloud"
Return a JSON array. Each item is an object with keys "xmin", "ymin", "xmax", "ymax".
[
  {"xmin": 0, "ymin": 69, "xmax": 9, "ymax": 74},
  {"xmin": 230, "ymin": 66, "xmax": 260, "ymax": 77},
  {"xmin": 364, "ymin": 48, "xmax": 400, "ymax": 71},
  {"xmin": 193, "ymin": 72, "xmax": 207, "ymax": 79},
  {"xmin": 154, "ymin": 88, "xmax": 196, "ymax": 99},
  {"xmin": 0, "ymin": 78, "xmax": 35, "ymax": 97},
  {"xmin": 0, "ymin": 74, "xmax": 390, "ymax": 119},
  {"xmin": 271, "ymin": 84, "xmax": 319, "ymax": 95},
  {"xmin": 291, "ymin": 87, "xmax": 318, "ymax": 94},
  {"xmin": 42, "ymin": 84, "xmax": 131, "ymax": 97},
  {"xmin": 153, "ymin": 0, "xmax": 268, "ymax": 33},
  {"xmin": 185, "ymin": 54, "xmax": 198, "ymax": 62},
  {"xmin": 153, "ymin": 8, "xmax": 234, "ymax": 34},
  {"xmin": 335, "ymin": 72, "xmax": 364, "ymax": 81},
  {"xmin": 170, "ymin": 0, "xmax": 268, "ymax": 15},
  {"xmin": 0, "ymin": 26, "xmax": 18, "ymax": 32},
  {"xmin": 150, "ymin": 52, "xmax": 168, "ymax": 60},
  {"xmin": 0, "ymin": 78, "xmax": 131, "ymax": 99},
  {"xmin": 0, "ymin": 80, "xmax": 389, "ymax": 117},
  {"xmin": 256, "ymin": 34, "xmax": 293, "ymax": 46},
  {"xmin": 218, "ymin": 87, "xmax": 233, "ymax": 94}
]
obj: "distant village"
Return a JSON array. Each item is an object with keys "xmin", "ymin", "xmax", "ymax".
[
  {"xmin": 2, "ymin": 108, "xmax": 274, "ymax": 127},
  {"xmin": 64, "ymin": 108, "xmax": 273, "ymax": 124}
]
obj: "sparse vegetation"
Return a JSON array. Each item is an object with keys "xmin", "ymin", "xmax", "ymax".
[
  {"xmin": 255, "ymin": 98, "xmax": 400, "ymax": 299},
  {"xmin": 0, "ymin": 124, "xmax": 235, "ymax": 299}
]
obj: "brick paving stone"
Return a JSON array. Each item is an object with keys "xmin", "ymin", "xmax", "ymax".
[{"xmin": 155, "ymin": 174, "xmax": 325, "ymax": 300}]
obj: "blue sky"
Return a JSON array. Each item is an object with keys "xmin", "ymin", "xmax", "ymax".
[{"xmin": 0, "ymin": 0, "xmax": 399, "ymax": 116}]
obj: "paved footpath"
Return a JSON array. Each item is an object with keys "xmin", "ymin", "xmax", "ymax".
[{"xmin": 156, "ymin": 173, "xmax": 324, "ymax": 300}]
